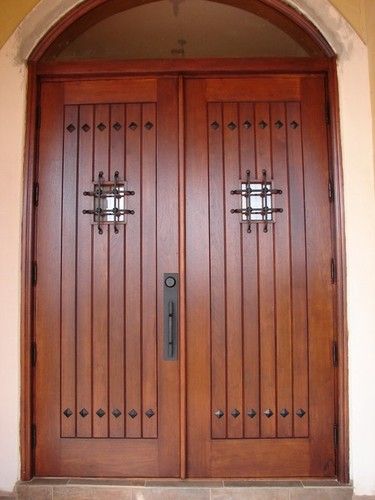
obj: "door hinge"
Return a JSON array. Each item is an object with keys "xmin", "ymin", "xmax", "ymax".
[
  {"xmin": 31, "ymin": 341, "xmax": 37, "ymax": 367},
  {"xmin": 328, "ymin": 178, "xmax": 334, "ymax": 202},
  {"xmin": 32, "ymin": 261, "xmax": 38, "ymax": 287},
  {"xmin": 332, "ymin": 341, "xmax": 338, "ymax": 367},
  {"xmin": 331, "ymin": 258, "xmax": 336, "ymax": 284},
  {"xmin": 333, "ymin": 424, "xmax": 339, "ymax": 449},
  {"xmin": 325, "ymin": 102, "xmax": 331, "ymax": 125},
  {"xmin": 31, "ymin": 424, "xmax": 37, "ymax": 449},
  {"xmin": 33, "ymin": 182, "xmax": 39, "ymax": 207}
]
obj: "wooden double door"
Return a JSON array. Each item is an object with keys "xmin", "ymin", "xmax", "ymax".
[{"xmin": 34, "ymin": 74, "xmax": 336, "ymax": 478}]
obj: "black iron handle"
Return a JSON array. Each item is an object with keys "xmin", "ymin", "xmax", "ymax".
[
  {"xmin": 168, "ymin": 301, "xmax": 174, "ymax": 358},
  {"xmin": 164, "ymin": 273, "xmax": 178, "ymax": 361}
]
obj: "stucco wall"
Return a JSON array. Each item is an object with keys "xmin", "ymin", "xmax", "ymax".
[{"xmin": 0, "ymin": 0, "xmax": 375, "ymax": 496}]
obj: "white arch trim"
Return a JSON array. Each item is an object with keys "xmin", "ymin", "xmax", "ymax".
[{"xmin": 0, "ymin": 0, "xmax": 374, "ymax": 495}]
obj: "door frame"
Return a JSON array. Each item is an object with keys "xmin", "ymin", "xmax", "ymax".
[{"xmin": 21, "ymin": 57, "xmax": 348, "ymax": 483}]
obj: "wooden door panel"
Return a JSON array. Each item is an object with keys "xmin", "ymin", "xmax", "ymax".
[
  {"xmin": 64, "ymin": 79, "xmax": 157, "ymax": 104},
  {"xmin": 34, "ymin": 78, "xmax": 180, "ymax": 477},
  {"xmin": 185, "ymin": 76, "xmax": 335, "ymax": 477},
  {"xmin": 206, "ymin": 77, "xmax": 301, "ymax": 101}
]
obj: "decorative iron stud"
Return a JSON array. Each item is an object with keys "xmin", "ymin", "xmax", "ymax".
[
  {"xmin": 66, "ymin": 124, "xmax": 76, "ymax": 133},
  {"xmin": 259, "ymin": 120, "xmax": 268, "ymax": 129},
  {"xmin": 210, "ymin": 121, "xmax": 220, "ymax": 130},
  {"xmin": 243, "ymin": 121, "xmax": 252, "ymax": 129},
  {"xmin": 275, "ymin": 120, "xmax": 284, "ymax": 129},
  {"xmin": 296, "ymin": 408, "xmax": 306, "ymax": 418},
  {"xmin": 145, "ymin": 409, "xmax": 155, "ymax": 418},
  {"xmin": 214, "ymin": 410, "xmax": 224, "ymax": 419},
  {"xmin": 96, "ymin": 408, "xmax": 105, "ymax": 418},
  {"xmin": 227, "ymin": 122, "xmax": 237, "ymax": 130},
  {"xmin": 128, "ymin": 409, "xmax": 138, "ymax": 419},
  {"xmin": 63, "ymin": 408, "xmax": 73, "ymax": 418},
  {"xmin": 231, "ymin": 409, "xmax": 240, "ymax": 418},
  {"xmin": 144, "ymin": 121, "xmax": 154, "ymax": 130},
  {"xmin": 264, "ymin": 409, "xmax": 274, "ymax": 418},
  {"xmin": 280, "ymin": 409, "xmax": 289, "ymax": 418},
  {"xmin": 247, "ymin": 409, "xmax": 257, "ymax": 419},
  {"xmin": 81, "ymin": 124, "xmax": 90, "ymax": 132},
  {"xmin": 112, "ymin": 409, "xmax": 122, "ymax": 418},
  {"xmin": 290, "ymin": 121, "xmax": 299, "ymax": 129},
  {"xmin": 113, "ymin": 122, "xmax": 122, "ymax": 131},
  {"xmin": 97, "ymin": 123, "xmax": 106, "ymax": 131},
  {"xmin": 128, "ymin": 122, "xmax": 138, "ymax": 130},
  {"xmin": 79, "ymin": 408, "xmax": 89, "ymax": 418}
]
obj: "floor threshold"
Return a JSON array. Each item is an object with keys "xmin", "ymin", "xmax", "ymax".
[{"xmin": 14, "ymin": 478, "xmax": 355, "ymax": 499}]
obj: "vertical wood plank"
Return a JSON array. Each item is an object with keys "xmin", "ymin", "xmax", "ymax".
[
  {"xmin": 286, "ymin": 102, "xmax": 309, "ymax": 438},
  {"xmin": 125, "ymin": 104, "xmax": 142, "ymax": 438},
  {"xmin": 239, "ymin": 103, "xmax": 260, "ymax": 438},
  {"xmin": 223, "ymin": 103, "xmax": 243, "ymax": 438},
  {"xmin": 156, "ymin": 78, "xmax": 180, "ymax": 476},
  {"xmin": 185, "ymin": 79, "xmax": 211, "ymax": 476},
  {"xmin": 34, "ymin": 83, "xmax": 64, "ymax": 472},
  {"xmin": 61, "ymin": 105, "xmax": 78, "ymax": 438},
  {"xmin": 92, "ymin": 105, "xmax": 110, "ymax": 438},
  {"xmin": 271, "ymin": 103, "xmax": 293, "ymax": 438},
  {"xmin": 76, "ymin": 105, "xmax": 94, "ymax": 437},
  {"xmin": 300, "ymin": 77, "xmax": 335, "ymax": 475},
  {"xmin": 141, "ymin": 103, "xmax": 158, "ymax": 439},
  {"xmin": 108, "ymin": 104, "xmax": 125, "ymax": 437},
  {"xmin": 255, "ymin": 103, "xmax": 276, "ymax": 438},
  {"xmin": 208, "ymin": 103, "xmax": 227, "ymax": 439}
]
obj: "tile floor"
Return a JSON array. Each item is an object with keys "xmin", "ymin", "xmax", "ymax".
[{"xmin": 10, "ymin": 478, "xmax": 358, "ymax": 499}]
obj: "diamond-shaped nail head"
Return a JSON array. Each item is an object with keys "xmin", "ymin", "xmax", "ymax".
[
  {"xmin": 259, "ymin": 120, "xmax": 268, "ymax": 129},
  {"xmin": 264, "ymin": 409, "xmax": 274, "ymax": 418},
  {"xmin": 63, "ymin": 408, "xmax": 73, "ymax": 418},
  {"xmin": 227, "ymin": 122, "xmax": 237, "ymax": 130},
  {"xmin": 96, "ymin": 408, "xmax": 105, "ymax": 418},
  {"xmin": 97, "ymin": 123, "xmax": 106, "ymax": 131},
  {"xmin": 81, "ymin": 124, "xmax": 90, "ymax": 132},
  {"xmin": 128, "ymin": 409, "xmax": 137, "ymax": 418},
  {"xmin": 280, "ymin": 409, "xmax": 289, "ymax": 418},
  {"xmin": 290, "ymin": 121, "xmax": 299, "ymax": 129},
  {"xmin": 296, "ymin": 408, "xmax": 306, "ymax": 418},
  {"xmin": 113, "ymin": 122, "xmax": 122, "ymax": 131},
  {"xmin": 66, "ymin": 124, "xmax": 76, "ymax": 133},
  {"xmin": 275, "ymin": 120, "xmax": 284, "ymax": 129},
  {"xmin": 214, "ymin": 410, "xmax": 224, "ymax": 419},
  {"xmin": 129, "ymin": 122, "xmax": 138, "ymax": 130},
  {"xmin": 231, "ymin": 409, "xmax": 240, "ymax": 418},
  {"xmin": 247, "ymin": 409, "xmax": 257, "ymax": 418},
  {"xmin": 211, "ymin": 121, "xmax": 220, "ymax": 130},
  {"xmin": 145, "ymin": 409, "xmax": 155, "ymax": 418},
  {"xmin": 243, "ymin": 121, "xmax": 252, "ymax": 129},
  {"xmin": 79, "ymin": 408, "xmax": 89, "ymax": 418},
  {"xmin": 144, "ymin": 121, "xmax": 154, "ymax": 130},
  {"xmin": 112, "ymin": 409, "xmax": 122, "ymax": 418}
]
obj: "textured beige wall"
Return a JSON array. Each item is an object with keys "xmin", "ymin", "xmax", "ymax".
[
  {"xmin": 330, "ymin": 0, "xmax": 366, "ymax": 40},
  {"xmin": 364, "ymin": 0, "xmax": 375, "ymax": 164},
  {"xmin": 0, "ymin": 0, "xmax": 40, "ymax": 48}
]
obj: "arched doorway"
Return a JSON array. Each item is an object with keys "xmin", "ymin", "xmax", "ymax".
[{"xmin": 23, "ymin": 0, "xmax": 347, "ymax": 482}]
